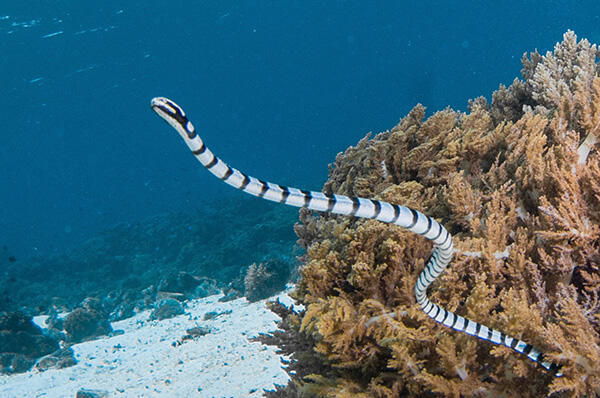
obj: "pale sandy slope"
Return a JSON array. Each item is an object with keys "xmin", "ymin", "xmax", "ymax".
[{"xmin": 0, "ymin": 292, "xmax": 293, "ymax": 398}]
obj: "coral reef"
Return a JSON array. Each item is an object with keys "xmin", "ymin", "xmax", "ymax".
[
  {"xmin": 63, "ymin": 298, "xmax": 112, "ymax": 343},
  {"xmin": 0, "ymin": 196, "xmax": 298, "ymax": 319},
  {"xmin": 34, "ymin": 347, "xmax": 76, "ymax": 372},
  {"xmin": 150, "ymin": 298, "xmax": 185, "ymax": 321},
  {"xmin": 244, "ymin": 257, "xmax": 294, "ymax": 302},
  {"xmin": 0, "ymin": 311, "xmax": 61, "ymax": 374},
  {"xmin": 268, "ymin": 31, "xmax": 600, "ymax": 397},
  {"xmin": 255, "ymin": 300, "xmax": 331, "ymax": 398}
]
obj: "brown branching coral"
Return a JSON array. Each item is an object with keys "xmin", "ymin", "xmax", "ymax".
[
  {"xmin": 150, "ymin": 30, "xmax": 600, "ymax": 398},
  {"xmin": 274, "ymin": 31, "xmax": 600, "ymax": 397}
]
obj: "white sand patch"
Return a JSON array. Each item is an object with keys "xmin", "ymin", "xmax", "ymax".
[{"xmin": 0, "ymin": 292, "xmax": 294, "ymax": 398}]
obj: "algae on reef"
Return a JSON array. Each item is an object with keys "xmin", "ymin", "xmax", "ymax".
[{"xmin": 267, "ymin": 31, "xmax": 600, "ymax": 397}]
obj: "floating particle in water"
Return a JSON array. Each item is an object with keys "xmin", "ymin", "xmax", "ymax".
[
  {"xmin": 42, "ymin": 30, "xmax": 63, "ymax": 38},
  {"xmin": 11, "ymin": 19, "xmax": 40, "ymax": 28}
]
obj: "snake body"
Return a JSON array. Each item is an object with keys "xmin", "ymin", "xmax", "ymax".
[{"xmin": 151, "ymin": 96, "xmax": 561, "ymax": 376}]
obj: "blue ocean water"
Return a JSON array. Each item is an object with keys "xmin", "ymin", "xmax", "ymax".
[{"xmin": 1, "ymin": 1, "xmax": 599, "ymax": 258}]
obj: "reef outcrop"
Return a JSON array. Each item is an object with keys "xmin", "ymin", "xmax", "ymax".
[
  {"xmin": 269, "ymin": 31, "xmax": 600, "ymax": 397},
  {"xmin": 0, "ymin": 311, "xmax": 61, "ymax": 374}
]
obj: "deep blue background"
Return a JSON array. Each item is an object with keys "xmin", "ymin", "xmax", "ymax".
[{"xmin": 1, "ymin": 1, "xmax": 599, "ymax": 257}]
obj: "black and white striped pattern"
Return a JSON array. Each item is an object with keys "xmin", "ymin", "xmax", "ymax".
[{"xmin": 151, "ymin": 96, "xmax": 561, "ymax": 376}]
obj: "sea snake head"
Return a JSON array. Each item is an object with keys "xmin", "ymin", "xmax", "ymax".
[{"xmin": 151, "ymin": 97, "xmax": 197, "ymax": 140}]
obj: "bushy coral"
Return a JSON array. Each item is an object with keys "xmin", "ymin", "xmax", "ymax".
[
  {"xmin": 244, "ymin": 257, "xmax": 293, "ymax": 302},
  {"xmin": 271, "ymin": 31, "xmax": 600, "ymax": 397}
]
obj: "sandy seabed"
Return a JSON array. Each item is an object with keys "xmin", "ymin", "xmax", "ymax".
[{"xmin": 0, "ymin": 292, "xmax": 293, "ymax": 398}]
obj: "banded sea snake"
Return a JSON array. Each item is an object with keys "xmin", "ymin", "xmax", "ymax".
[{"xmin": 151, "ymin": 97, "xmax": 561, "ymax": 376}]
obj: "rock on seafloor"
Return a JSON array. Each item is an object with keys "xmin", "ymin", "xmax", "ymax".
[{"xmin": 0, "ymin": 292, "xmax": 293, "ymax": 397}]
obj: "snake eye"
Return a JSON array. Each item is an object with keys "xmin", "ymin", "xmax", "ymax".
[{"xmin": 162, "ymin": 99, "xmax": 185, "ymax": 118}]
